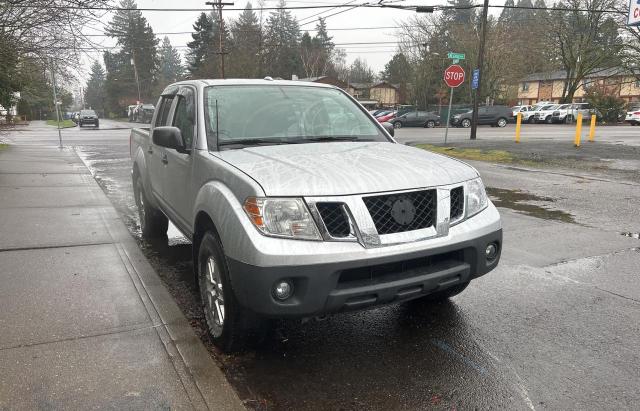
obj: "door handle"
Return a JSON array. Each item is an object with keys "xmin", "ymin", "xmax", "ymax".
[{"xmin": 161, "ymin": 154, "xmax": 168, "ymax": 165}]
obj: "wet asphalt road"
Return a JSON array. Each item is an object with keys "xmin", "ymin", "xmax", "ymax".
[{"xmin": 5, "ymin": 121, "xmax": 640, "ymax": 410}]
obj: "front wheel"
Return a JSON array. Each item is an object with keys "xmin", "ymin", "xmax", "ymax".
[
  {"xmin": 425, "ymin": 120, "xmax": 436, "ymax": 128},
  {"xmin": 527, "ymin": 116, "xmax": 535, "ymax": 124},
  {"xmin": 565, "ymin": 115, "xmax": 574, "ymax": 124},
  {"xmin": 198, "ymin": 231, "xmax": 268, "ymax": 353},
  {"xmin": 134, "ymin": 177, "xmax": 168, "ymax": 238},
  {"xmin": 461, "ymin": 119, "xmax": 471, "ymax": 128},
  {"xmin": 545, "ymin": 116, "xmax": 553, "ymax": 124},
  {"xmin": 497, "ymin": 118, "xmax": 507, "ymax": 128},
  {"xmin": 393, "ymin": 121, "xmax": 402, "ymax": 129}
]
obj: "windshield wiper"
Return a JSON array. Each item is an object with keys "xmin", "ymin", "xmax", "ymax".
[
  {"xmin": 301, "ymin": 136, "xmax": 366, "ymax": 143},
  {"xmin": 218, "ymin": 138, "xmax": 288, "ymax": 148}
]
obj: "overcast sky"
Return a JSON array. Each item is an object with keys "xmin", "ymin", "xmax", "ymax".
[{"xmin": 78, "ymin": 0, "xmax": 505, "ymax": 86}]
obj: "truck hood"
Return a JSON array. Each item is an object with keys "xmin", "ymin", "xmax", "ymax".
[{"xmin": 215, "ymin": 142, "xmax": 478, "ymax": 196}]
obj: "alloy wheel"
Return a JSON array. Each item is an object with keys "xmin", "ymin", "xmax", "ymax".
[{"xmin": 202, "ymin": 256, "xmax": 225, "ymax": 337}]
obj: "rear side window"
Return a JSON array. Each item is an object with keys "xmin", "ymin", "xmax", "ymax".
[{"xmin": 155, "ymin": 96, "xmax": 175, "ymax": 127}]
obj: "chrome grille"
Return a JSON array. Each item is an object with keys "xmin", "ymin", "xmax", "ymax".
[
  {"xmin": 450, "ymin": 186, "xmax": 464, "ymax": 220},
  {"xmin": 363, "ymin": 190, "xmax": 436, "ymax": 235},
  {"xmin": 316, "ymin": 202, "xmax": 351, "ymax": 238}
]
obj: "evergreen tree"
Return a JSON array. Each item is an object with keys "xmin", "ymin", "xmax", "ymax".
[
  {"xmin": 499, "ymin": 0, "xmax": 516, "ymax": 22},
  {"xmin": 186, "ymin": 12, "xmax": 230, "ymax": 78},
  {"xmin": 263, "ymin": 0, "xmax": 302, "ymax": 79},
  {"xmin": 228, "ymin": 3, "xmax": 262, "ymax": 78},
  {"xmin": 84, "ymin": 61, "xmax": 106, "ymax": 112},
  {"xmin": 104, "ymin": 0, "xmax": 158, "ymax": 112},
  {"xmin": 157, "ymin": 36, "xmax": 183, "ymax": 90}
]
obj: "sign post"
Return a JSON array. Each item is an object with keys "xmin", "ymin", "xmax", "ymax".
[{"xmin": 443, "ymin": 64, "xmax": 466, "ymax": 145}]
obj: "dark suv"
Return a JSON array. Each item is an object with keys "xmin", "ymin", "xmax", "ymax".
[
  {"xmin": 450, "ymin": 105, "xmax": 512, "ymax": 128},
  {"xmin": 78, "ymin": 109, "xmax": 99, "ymax": 128}
]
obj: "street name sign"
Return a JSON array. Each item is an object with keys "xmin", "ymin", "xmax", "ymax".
[
  {"xmin": 447, "ymin": 52, "xmax": 465, "ymax": 60},
  {"xmin": 444, "ymin": 65, "xmax": 466, "ymax": 88}
]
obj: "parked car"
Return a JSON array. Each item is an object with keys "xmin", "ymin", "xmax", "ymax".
[
  {"xmin": 551, "ymin": 104, "xmax": 573, "ymax": 123},
  {"xmin": 78, "ymin": 109, "xmax": 99, "ymax": 128},
  {"xmin": 392, "ymin": 111, "xmax": 440, "ymax": 128},
  {"xmin": 624, "ymin": 103, "xmax": 640, "ymax": 125},
  {"xmin": 376, "ymin": 111, "xmax": 397, "ymax": 123},
  {"xmin": 450, "ymin": 105, "xmax": 512, "ymax": 128},
  {"xmin": 534, "ymin": 104, "xmax": 560, "ymax": 124},
  {"xmin": 135, "ymin": 104, "xmax": 155, "ymax": 123},
  {"xmin": 374, "ymin": 110, "xmax": 392, "ymax": 118},
  {"xmin": 567, "ymin": 102, "xmax": 594, "ymax": 121},
  {"xmin": 130, "ymin": 79, "xmax": 502, "ymax": 352}
]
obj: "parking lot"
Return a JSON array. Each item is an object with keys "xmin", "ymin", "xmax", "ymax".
[{"xmin": 3, "ymin": 121, "xmax": 639, "ymax": 410}]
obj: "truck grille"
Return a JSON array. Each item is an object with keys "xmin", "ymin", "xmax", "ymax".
[
  {"xmin": 450, "ymin": 186, "xmax": 464, "ymax": 220},
  {"xmin": 316, "ymin": 202, "xmax": 351, "ymax": 238},
  {"xmin": 363, "ymin": 190, "xmax": 436, "ymax": 235}
]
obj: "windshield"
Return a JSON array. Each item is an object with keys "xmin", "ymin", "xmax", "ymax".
[
  {"xmin": 204, "ymin": 85, "xmax": 386, "ymax": 147},
  {"xmin": 142, "ymin": 104, "xmax": 154, "ymax": 109},
  {"xmin": 80, "ymin": 110, "xmax": 96, "ymax": 116}
]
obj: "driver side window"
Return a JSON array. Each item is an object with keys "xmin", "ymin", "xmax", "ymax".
[{"xmin": 172, "ymin": 89, "xmax": 196, "ymax": 150}]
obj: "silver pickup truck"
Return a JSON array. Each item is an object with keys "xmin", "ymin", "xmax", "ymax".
[{"xmin": 130, "ymin": 79, "xmax": 502, "ymax": 352}]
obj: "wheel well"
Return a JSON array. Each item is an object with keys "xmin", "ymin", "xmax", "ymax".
[{"xmin": 192, "ymin": 211, "xmax": 219, "ymax": 286}]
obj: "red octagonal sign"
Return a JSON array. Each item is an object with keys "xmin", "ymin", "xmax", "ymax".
[{"xmin": 444, "ymin": 65, "xmax": 465, "ymax": 88}]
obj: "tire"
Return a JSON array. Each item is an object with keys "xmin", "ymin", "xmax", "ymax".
[
  {"xmin": 95, "ymin": 122, "xmax": 99, "ymax": 128},
  {"xmin": 198, "ymin": 231, "xmax": 268, "ymax": 353},
  {"xmin": 564, "ymin": 115, "xmax": 574, "ymax": 124},
  {"xmin": 461, "ymin": 119, "xmax": 471, "ymax": 128},
  {"xmin": 527, "ymin": 116, "xmax": 535, "ymax": 124},
  {"xmin": 545, "ymin": 115, "xmax": 552, "ymax": 124},
  {"xmin": 393, "ymin": 121, "xmax": 402, "ymax": 129},
  {"xmin": 134, "ymin": 176, "xmax": 168, "ymax": 238},
  {"xmin": 425, "ymin": 120, "xmax": 436, "ymax": 128},
  {"xmin": 496, "ymin": 117, "xmax": 507, "ymax": 128}
]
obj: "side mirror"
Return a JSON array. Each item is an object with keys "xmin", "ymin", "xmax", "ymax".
[
  {"xmin": 152, "ymin": 126, "xmax": 187, "ymax": 153},
  {"xmin": 382, "ymin": 122, "xmax": 394, "ymax": 137}
]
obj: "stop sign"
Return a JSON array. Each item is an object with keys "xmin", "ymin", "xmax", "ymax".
[{"xmin": 443, "ymin": 65, "xmax": 465, "ymax": 88}]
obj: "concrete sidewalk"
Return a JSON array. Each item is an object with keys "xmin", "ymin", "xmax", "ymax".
[{"xmin": 0, "ymin": 144, "xmax": 243, "ymax": 410}]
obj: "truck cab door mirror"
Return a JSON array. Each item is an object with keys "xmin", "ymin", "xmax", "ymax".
[
  {"xmin": 382, "ymin": 122, "xmax": 394, "ymax": 137},
  {"xmin": 152, "ymin": 126, "xmax": 188, "ymax": 153}
]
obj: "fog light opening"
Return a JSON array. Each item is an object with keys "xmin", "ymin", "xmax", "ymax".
[
  {"xmin": 273, "ymin": 280, "xmax": 294, "ymax": 301},
  {"xmin": 485, "ymin": 242, "xmax": 499, "ymax": 261}
]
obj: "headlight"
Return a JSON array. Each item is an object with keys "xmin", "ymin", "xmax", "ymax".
[
  {"xmin": 243, "ymin": 197, "xmax": 321, "ymax": 240},
  {"xmin": 466, "ymin": 178, "xmax": 488, "ymax": 218}
]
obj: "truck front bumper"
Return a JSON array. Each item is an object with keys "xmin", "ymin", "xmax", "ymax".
[{"xmin": 227, "ymin": 205, "xmax": 502, "ymax": 318}]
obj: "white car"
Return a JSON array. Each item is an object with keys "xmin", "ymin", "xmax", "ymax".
[
  {"xmin": 551, "ymin": 104, "xmax": 573, "ymax": 123},
  {"xmin": 534, "ymin": 104, "xmax": 560, "ymax": 124},
  {"xmin": 625, "ymin": 104, "xmax": 640, "ymax": 125},
  {"xmin": 511, "ymin": 105, "xmax": 533, "ymax": 122}
]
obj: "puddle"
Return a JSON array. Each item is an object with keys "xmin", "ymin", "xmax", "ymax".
[
  {"xmin": 486, "ymin": 187, "xmax": 575, "ymax": 223},
  {"xmin": 621, "ymin": 232, "xmax": 640, "ymax": 239}
]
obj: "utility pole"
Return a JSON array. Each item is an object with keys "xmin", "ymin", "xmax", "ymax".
[
  {"xmin": 470, "ymin": 0, "xmax": 490, "ymax": 140},
  {"xmin": 131, "ymin": 50, "xmax": 142, "ymax": 103},
  {"xmin": 206, "ymin": 0, "xmax": 234, "ymax": 79},
  {"xmin": 49, "ymin": 57, "xmax": 63, "ymax": 148}
]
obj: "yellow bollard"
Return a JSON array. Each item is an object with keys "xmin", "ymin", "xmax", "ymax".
[
  {"xmin": 515, "ymin": 112, "xmax": 522, "ymax": 143},
  {"xmin": 574, "ymin": 113, "xmax": 583, "ymax": 147},
  {"xmin": 588, "ymin": 114, "xmax": 596, "ymax": 142}
]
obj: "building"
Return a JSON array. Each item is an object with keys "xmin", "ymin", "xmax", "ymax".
[
  {"xmin": 517, "ymin": 68, "xmax": 640, "ymax": 105},
  {"xmin": 296, "ymin": 76, "xmax": 405, "ymax": 108}
]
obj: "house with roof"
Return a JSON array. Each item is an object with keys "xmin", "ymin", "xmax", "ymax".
[
  {"xmin": 295, "ymin": 76, "xmax": 405, "ymax": 108},
  {"xmin": 517, "ymin": 68, "xmax": 640, "ymax": 105}
]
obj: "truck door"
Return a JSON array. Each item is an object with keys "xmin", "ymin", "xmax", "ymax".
[
  {"xmin": 148, "ymin": 93, "xmax": 176, "ymax": 203},
  {"xmin": 162, "ymin": 86, "xmax": 196, "ymax": 230}
]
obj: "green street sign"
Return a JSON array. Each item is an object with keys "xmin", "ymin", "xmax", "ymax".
[{"xmin": 448, "ymin": 52, "xmax": 465, "ymax": 60}]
